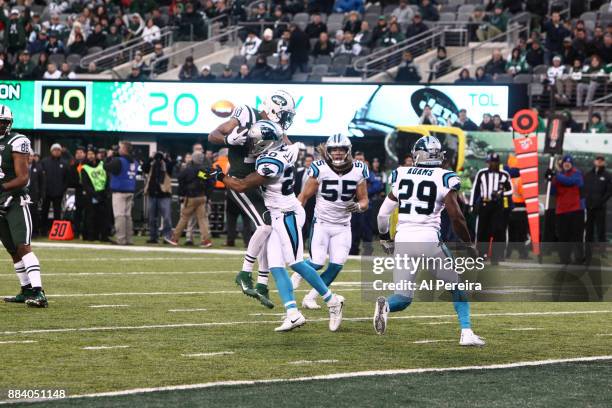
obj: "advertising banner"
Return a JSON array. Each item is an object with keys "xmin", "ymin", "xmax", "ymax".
[{"xmin": 0, "ymin": 81, "xmax": 511, "ymax": 136}]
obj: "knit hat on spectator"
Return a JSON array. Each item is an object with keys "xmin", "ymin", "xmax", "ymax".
[
  {"xmin": 10, "ymin": 9, "xmax": 19, "ymax": 16},
  {"xmin": 562, "ymin": 155, "xmax": 574, "ymax": 164},
  {"xmin": 192, "ymin": 151, "xmax": 205, "ymax": 165}
]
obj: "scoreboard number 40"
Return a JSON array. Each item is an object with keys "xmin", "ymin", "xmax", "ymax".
[{"xmin": 40, "ymin": 85, "xmax": 87, "ymax": 126}]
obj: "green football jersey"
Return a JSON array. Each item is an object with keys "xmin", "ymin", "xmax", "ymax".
[
  {"xmin": 228, "ymin": 104, "xmax": 263, "ymax": 178},
  {"xmin": 0, "ymin": 132, "xmax": 31, "ymax": 201}
]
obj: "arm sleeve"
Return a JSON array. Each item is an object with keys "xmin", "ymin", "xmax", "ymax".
[
  {"xmin": 377, "ymin": 196, "xmax": 398, "ymax": 234},
  {"xmin": 556, "ymin": 171, "xmax": 583, "ymax": 187}
]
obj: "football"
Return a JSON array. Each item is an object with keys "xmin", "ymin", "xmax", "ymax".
[{"xmin": 211, "ymin": 99, "xmax": 235, "ymax": 118}]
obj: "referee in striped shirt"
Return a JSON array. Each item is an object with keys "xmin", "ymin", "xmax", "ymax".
[{"xmin": 469, "ymin": 153, "xmax": 513, "ymax": 264}]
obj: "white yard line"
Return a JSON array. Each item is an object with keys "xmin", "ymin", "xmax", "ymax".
[
  {"xmin": 1, "ymin": 310, "xmax": 610, "ymax": 336},
  {"xmin": 0, "ymin": 270, "xmax": 362, "ymax": 277},
  {"xmin": 412, "ymin": 340, "xmax": 454, "ymax": 344},
  {"xmin": 249, "ymin": 313, "xmax": 286, "ymax": 316},
  {"xmin": 596, "ymin": 333, "xmax": 612, "ymax": 336},
  {"xmin": 89, "ymin": 305, "xmax": 130, "ymax": 309},
  {"xmin": 181, "ymin": 351, "xmax": 234, "ymax": 357},
  {"xmin": 508, "ymin": 328, "xmax": 543, "ymax": 331},
  {"xmin": 419, "ymin": 322, "xmax": 453, "ymax": 325},
  {"xmin": 81, "ymin": 346, "xmax": 130, "ymax": 350},
  {"xmin": 0, "ymin": 289, "xmax": 363, "ymax": 298},
  {"xmin": 0, "ymin": 340, "xmax": 37, "ymax": 344},
  {"xmin": 287, "ymin": 360, "xmax": 339, "ymax": 365},
  {"xmin": 32, "ymin": 242, "xmax": 263, "ymax": 256},
  {"xmin": 42, "ymin": 257, "xmax": 240, "ymax": 261},
  {"xmin": 168, "ymin": 309, "xmax": 207, "ymax": 313},
  {"xmin": 15, "ymin": 355, "xmax": 611, "ymax": 402}
]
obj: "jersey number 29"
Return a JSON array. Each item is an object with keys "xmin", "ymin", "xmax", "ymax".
[{"xmin": 397, "ymin": 179, "xmax": 436, "ymax": 215}]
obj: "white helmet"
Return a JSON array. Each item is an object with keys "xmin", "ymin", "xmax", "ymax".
[
  {"xmin": 248, "ymin": 120, "xmax": 284, "ymax": 156},
  {"xmin": 0, "ymin": 105, "xmax": 13, "ymax": 138},
  {"xmin": 411, "ymin": 135, "xmax": 445, "ymax": 167},
  {"xmin": 324, "ymin": 134, "xmax": 352, "ymax": 171},
  {"xmin": 263, "ymin": 90, "xmax": 296, "ymax": 131}
]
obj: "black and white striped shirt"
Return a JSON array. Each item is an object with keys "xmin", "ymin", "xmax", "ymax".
[{"xmin": 469, "ymin": 168, "xmax": 513, "ymax": 206}]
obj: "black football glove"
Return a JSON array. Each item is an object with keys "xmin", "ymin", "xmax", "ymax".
[
  {"xmin": 212, "ymin": 165, "xmax": 225, "ymax": 182},
  {"xmin": 544, "ymin": 168, "xmax": 555, "ymax": 182}
]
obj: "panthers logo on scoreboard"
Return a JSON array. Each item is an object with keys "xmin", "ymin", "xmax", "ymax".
[{"xmin": 34, "ymin": 81, "xmax": 93, "ymax": 130}]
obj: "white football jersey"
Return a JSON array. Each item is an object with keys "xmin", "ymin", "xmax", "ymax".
[
  {"xmin": 255, "ymin": 144, "xmax": 300, "ymax": 211},
  {"xmin": 390, "ymin": 166, "xmax": 460, "ymax": 232},
  {"xmin": 308, "ymin": 159, "xmax": 369, "ymax": 224}
]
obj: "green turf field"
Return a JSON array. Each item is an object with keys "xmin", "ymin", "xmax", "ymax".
[{"xmin": 1, "ymin": 241, "xmax": 611, "ymax": 407}]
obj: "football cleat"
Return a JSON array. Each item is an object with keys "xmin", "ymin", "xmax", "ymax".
[
  {"xmin": 302, "ymin": 290, "xmax": 321, "ymax": 310},
  {"xmin": 164, "ymin": 237, "xmax": 178, "ymax": 246},
  {"xmin": 3, "ymin": 287, "xmax": 33, "ymax": 303},
  {"xmin": 275, "ymin": 312, "xmax": 306, "ymax": 332},
  {"xmin": 327, "ymin": 294, "xmax": 345, "ymax": 332},
  {"xmin": 25, "ymin": 290, "xmax": 48, "ymax": 308},
  {"xmin": 255, "ymin": 283, "xmax": 274, "ymax": 309},
  {"xmin": 290, "ymin": 273, "xmax": 302, "ymax": 289},
  {"xmin": 459, "ymin": 329, "xmax": 486, "ymax": 346},
  {"xmin": 373, "ymin": 296, "xmax": 389, "ymax": 335},
  {"xmin": 235, "ymin": 271, "xmax": 258, "ymax": 298}
]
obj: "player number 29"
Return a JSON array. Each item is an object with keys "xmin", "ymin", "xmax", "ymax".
[{"xmin": 398, "ymin": 179, "xmax": 436, "ymax": 215}]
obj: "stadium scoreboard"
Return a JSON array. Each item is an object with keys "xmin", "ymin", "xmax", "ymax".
[{"xmin": 0, "ymin": 80, "xmax": 513, "ymax": 136}]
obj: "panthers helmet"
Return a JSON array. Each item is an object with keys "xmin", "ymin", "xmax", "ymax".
[
  {"xmin": 248, "ymin": 120, "xmax": 284, "ymax": 156},
  {"xmin": 263, "ymin": 90, "xmax": 296, "ymax": 131},
  {"xmin": 0, "ymin": 105, "xmax": 13, "ymax": 138},
  {"xmin": 324, "ymin": 134, "xmax": 352, "ymax": 170},
  {"xmin": 411, "ymin": 135, "xmax": 444, "ymax": 167}
]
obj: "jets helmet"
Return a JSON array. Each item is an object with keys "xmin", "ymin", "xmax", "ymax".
[
  {"xmin": 0, "ymin": 105, "xmax": 13, "ymax": 138},
  {"xmin": 411, "ymin": 135, "xmax": 445, "ymax": 167},
  {"xmin": 323, "ymin": 134, "xmax": 352, "ymax": 171},
  {"xmin": 248, "ymin": 120, "xmax": 284, "ymax": 156},
  {"xmin": 263, "ymin": 90, "xmax": 296, "ymax": 131}
]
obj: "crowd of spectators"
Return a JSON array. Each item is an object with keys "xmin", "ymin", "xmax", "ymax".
[
  {"xmin": 0, "ymin": 0, "xmax": 212, "ymax": 80},
  {"xmin": 448, "ymin": 8, "xmax": 612, "ymax": 111}
]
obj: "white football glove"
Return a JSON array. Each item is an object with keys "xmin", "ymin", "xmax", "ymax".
[
  {"xmin": 346, "ymin": 202, "xmax": 365, "ymax": 213},
  {"xmin": 225, "ymin": 127, "xmax": 248, "ymax": 146}
]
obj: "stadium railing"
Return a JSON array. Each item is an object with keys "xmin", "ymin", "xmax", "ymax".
[
  {"xmin": 80, "ymin": 26, "xmax": 177, "ymax": 72},
  {"xmin": 429, "ymin": 22, "xmax": 529, "ymax": 82},
  {"xmin": 353, "ymin": 26, "xmax": 467, "ymax": 79},
  {"xmin": 149, "ymin": 26, "xmax": 242, "ymax": 78}
]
